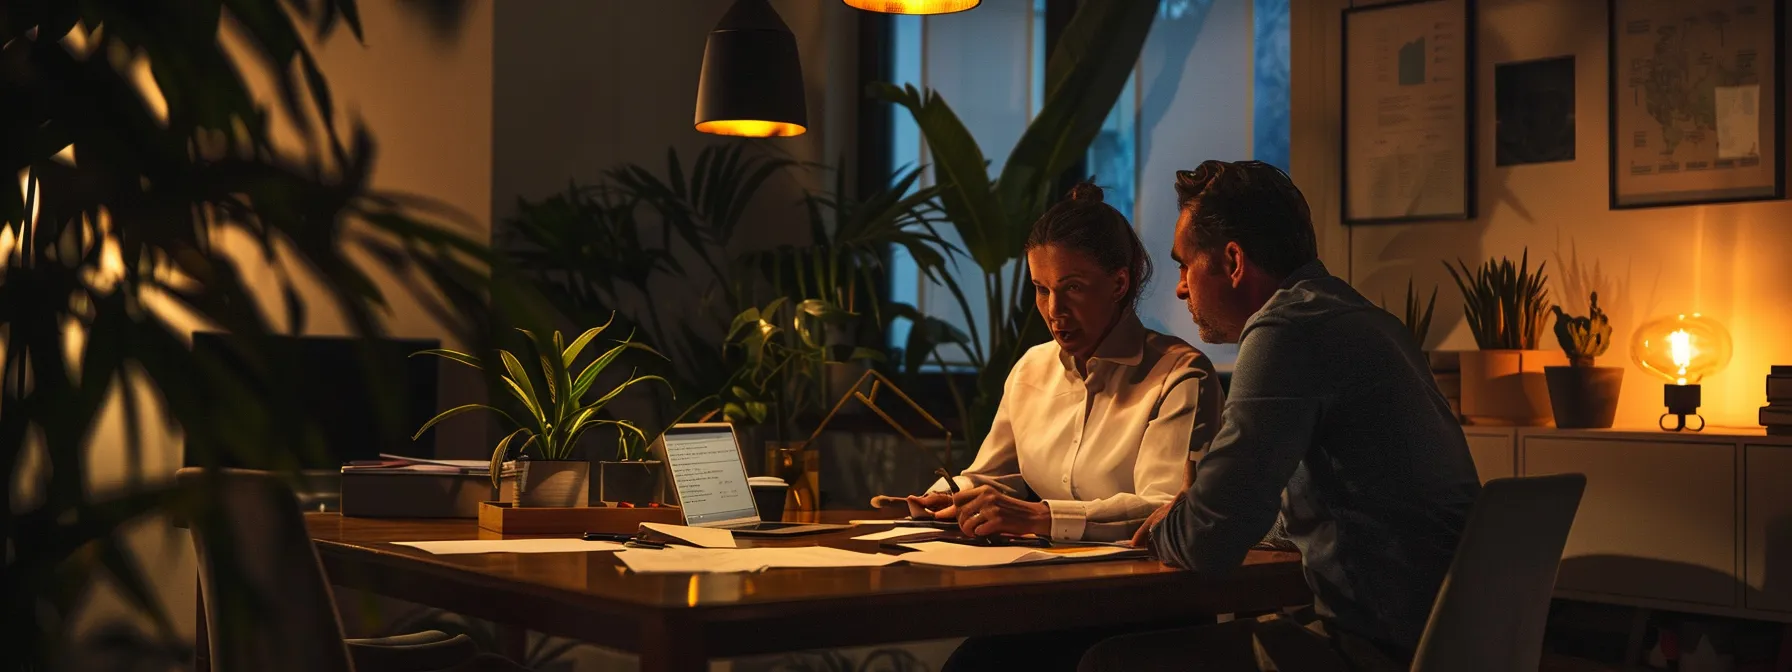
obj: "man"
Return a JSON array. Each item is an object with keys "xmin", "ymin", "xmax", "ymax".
[{"xmin": 1080, "ymin": 161, "xmax": 1482, "ymax": 671}]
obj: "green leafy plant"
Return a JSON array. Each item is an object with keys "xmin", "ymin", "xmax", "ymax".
[
  {"xmin": 1, "ymin": 2, "xmax": 551, "ymax": 668},
  {"xmin": 720, "ymin": 298, "xmax": 836, "ymax": 443},
  {"xmin": 413, "ymin": 322, "xmax": 670, "ymax": 485},
  {"xmin": 1551, "ymin": 292, "xmax": 1613, "ymax": 367},
  {"xmin": 1444, "ymin": 249, "xmax": 1553, "ymax": 350},
  {"xmin": 1384, "ymin": 279, "xmax": 1438, "ymax": 348},
  {"xmin": 874, "ymin": 1, "xmax": 1159, "ymax": 444}
]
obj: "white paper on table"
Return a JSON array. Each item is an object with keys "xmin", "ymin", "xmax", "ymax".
[
  {"xmin": 850, "ymin": 527, "xmax": 940, "ymax": 541},
  {"xmin": 391, "ymin": 539, "xmax": 624, "ymax": 555},
  {"xmin": 617, "ymin": 546, "xmax": 901, "ymax": 573},
  {"xmin": 640, "ymin": 522, "xmax": 737, "ymax": 548},
  {"xmin": 896, "ymin": 541, "xmax": 1137, "ymax": 568}
]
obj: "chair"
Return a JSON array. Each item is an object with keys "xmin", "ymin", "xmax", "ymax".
[
  {"xmin": 1410, "ymin": 473, "xmax": 1588, "ymax": 672},
  {"xmin": 177, "ymin": 467, "xmax": 490, "ymax": 672}
]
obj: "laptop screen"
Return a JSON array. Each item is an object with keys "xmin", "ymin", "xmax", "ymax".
[{"xmin": 662, "ymin": 426, "xmax": 758, "ymax": 525}]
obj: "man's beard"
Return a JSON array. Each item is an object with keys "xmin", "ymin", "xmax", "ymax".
[{"xmin": 1188, "ymin": 303, "xmax": 1227, "ymax": 344}]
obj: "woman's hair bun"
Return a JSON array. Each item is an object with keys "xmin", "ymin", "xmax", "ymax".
[{"xmin": 1066, "ymin": 182, "xmax": 1105, "ymax": 203}]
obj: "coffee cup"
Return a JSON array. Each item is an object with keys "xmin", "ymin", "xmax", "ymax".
[{"xmin": 747, "ymin": 476, "xmax": 789, "ymax": 521}]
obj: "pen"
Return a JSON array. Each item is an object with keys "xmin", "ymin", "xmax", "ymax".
[{"xmin": 934, "ymin": 467, "xmax": 961, "ymax": 496}]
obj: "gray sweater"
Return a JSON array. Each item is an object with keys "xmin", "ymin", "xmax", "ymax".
[{"xmin": 1150, "ymin": 260, "xmax": 1481, "ymax": 655}]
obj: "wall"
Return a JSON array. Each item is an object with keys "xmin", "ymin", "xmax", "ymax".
[{"xmin": 1293, "ymin": 0, "xmax": 1792, "ymax": 430}]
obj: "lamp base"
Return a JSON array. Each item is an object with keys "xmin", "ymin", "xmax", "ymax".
[{"xmin": 1660, "ymin": 384, "xmax": 1705, "ymax": 432}]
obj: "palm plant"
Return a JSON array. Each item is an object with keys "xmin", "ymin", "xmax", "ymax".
[
  {"xmin": 412, "ymin": 323, "xmax": 670, "ymax": 485},
  {"xmin": 4, "ymin": 2, "xmax": 532, "ymax": 668},
  {"xmin": 1444, "ymin": 249, "xmax": 1553, "ymax": 350},
  {"xmin": 875, "ymin": 1, "xmax": 1159, "ymax": 443}
]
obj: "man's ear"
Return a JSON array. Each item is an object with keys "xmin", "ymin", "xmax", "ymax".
[{"xmin": 1224, "ymin": 242, "xmax": 1248, "ymax": 287}]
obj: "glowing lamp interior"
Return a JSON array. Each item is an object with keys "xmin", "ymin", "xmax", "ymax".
[
  {"xmin": 1630, "ymin": 313, "xmax": 1732, "ymax": 385},
  {"xmin": 695, "ymin": 119, "xmax": 807, "ymax": 137},
  {"xmin": 841, "ymin": 0, "xmax": 981, "ymax": 14}
]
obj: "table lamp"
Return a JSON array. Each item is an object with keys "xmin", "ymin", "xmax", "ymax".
[{"xmin": 1631, "ymin": 313, "xmax": 1732, "ymax": 431}]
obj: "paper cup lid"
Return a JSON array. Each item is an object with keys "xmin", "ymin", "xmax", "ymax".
[{"xmin": 747, "ymin": 476, "xmax": 789, "ymax": 487}]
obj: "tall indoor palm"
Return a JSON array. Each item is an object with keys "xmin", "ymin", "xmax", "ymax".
[
  {"xmin": 877, "ymin": 0, "xmax": 1159, "ymax": 443},
  {"xmin": 1, "ymin": 2, "xmax": 534, "ymax": 668}
]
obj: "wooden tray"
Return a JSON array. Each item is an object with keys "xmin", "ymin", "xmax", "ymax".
[{"xmin": 477, "ymin": 502, "xmax": 682, "ymax": 535}]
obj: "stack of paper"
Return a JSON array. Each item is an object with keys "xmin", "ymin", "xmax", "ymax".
[
  {"xmin": 639, "ymin": 522, "xmax": 736, "ymax": 548},
  {"xmin": 896, "ymin": 541, "xmax": 1140, "ymax": 568},
  {"xmin": 616, "ymin": 546, "xmax": 902, "ymax": 573},
  {"xmin": 849, "ymin": 527, "xmax": 939, "ymax": 541}
]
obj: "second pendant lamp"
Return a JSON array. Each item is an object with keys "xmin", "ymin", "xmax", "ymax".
[{"xmin": 694, "ymin": 0, "xmax": 807, "ymax": 137}]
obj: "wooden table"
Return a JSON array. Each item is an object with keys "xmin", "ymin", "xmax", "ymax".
[{"xmin": 304, "ymin": 511, "xmax": 1309, "ymax": 672}]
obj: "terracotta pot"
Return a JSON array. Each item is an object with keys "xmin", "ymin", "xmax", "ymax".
[
  {"xmin": 506, "ymin": 460, "xmax": 589, "ymax": 508},
  {"xmin": 1544, "ymin": 366, "xmax": 1624, "ymax": 429},
  {"xmin": 1459, "ymin": 350, "xmax": 1567, "ymax": 426},
  {"xmin": 598, "ymin": 460, "xmax": 663, "ymax": 505},
  {"xmin": 764, "ymin": 442, "xmax": 820, "ymax": 512}
]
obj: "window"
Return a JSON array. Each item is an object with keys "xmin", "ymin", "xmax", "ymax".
[{"xmin": 886, "ymin": 0, "xmax": 1290, "ymax": 367}]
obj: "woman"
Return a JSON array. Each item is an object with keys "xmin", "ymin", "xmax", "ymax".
[{"xmin": 907, "ymin": 183, "xmax": 1223, "ymax": 544}]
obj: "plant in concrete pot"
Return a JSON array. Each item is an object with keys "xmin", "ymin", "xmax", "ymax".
[
  {"xmin": 1445, "ymin": 249, "xmax": 1564, "ymax": 425},
  {"xmin": 413, "ymin": 323, "xmax": 667, "ymax": 507},
  {"xmin": 1545, "ymin": 293, "xmax": 1624, "ymax": 428}
]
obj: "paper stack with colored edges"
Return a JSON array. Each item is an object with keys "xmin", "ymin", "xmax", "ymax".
[{"xmin": 1762, "ymin": 366, "xmax": 1792, "ymax": 436}]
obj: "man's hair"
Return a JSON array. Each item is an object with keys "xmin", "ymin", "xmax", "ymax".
[{"xmin": 1173, "ymin": 160, "xmax": 1317, "ymax": 279}]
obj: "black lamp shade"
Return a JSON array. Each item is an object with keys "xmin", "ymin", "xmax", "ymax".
[{"xmin": 695, "ymin": 0, "xmax": 807, "ymax": 137}]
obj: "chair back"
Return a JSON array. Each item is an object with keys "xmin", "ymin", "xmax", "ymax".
[
  {"xmin": 1410, "ymin": 474, "xmax": 1586, "ymax": 672},
  {"xmin": 177, "ymin": 468, "xmax": 354, "ymax": 672}
]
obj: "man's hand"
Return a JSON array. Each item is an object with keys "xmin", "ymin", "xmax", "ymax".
[
  {"xmin": 905, "ymin": 492, "xmax": 957, "ymax": 521},
  {"xmin": 1131, "ymin": 500, "xmax": 1177, "ymax": 549},
  {"xmin": 951, "ymin": 485, "xmax": 1051, "ymax": 537}
]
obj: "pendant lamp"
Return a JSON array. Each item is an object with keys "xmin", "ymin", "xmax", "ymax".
[
  {"xmin": 694, "ymin": 0, "xmax": 807, "ymax": 137},
  {"xmin": 841, "ymin": 0, "xmax": 980, "ymax": 13}
]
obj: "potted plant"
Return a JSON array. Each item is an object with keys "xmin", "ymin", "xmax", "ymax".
[
  {"xmin": 1387, "ymin": 279, "xmax": 1462, "ymax": 418},
  {"xmin": 1545, "ymin": 293, "xmax": 1623, "ymax": 428},
  {"xmin": 1444, "ymin": 249, "xmax": 1564, "ymax": 425},
  {"xmin": 412, "ymin": 323, "xmax": 668, "ymax": 507},
  {"xmin": 719, "ymin": 298, "xmax": 830, "ymax": 510}
]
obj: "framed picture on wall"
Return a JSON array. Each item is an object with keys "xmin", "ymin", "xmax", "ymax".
[
  {"xmin": 1608, "ymin": 0, "xmax": 1785, "ymax": 209},
  {"xmin": 1341, "ymin": 0, "xmax": 1476, "ymax": 225}
]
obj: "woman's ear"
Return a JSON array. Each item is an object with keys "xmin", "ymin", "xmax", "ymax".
[{"xmin": 1111, "ymin": 268, "xmax": 1131, "ymax": 304}]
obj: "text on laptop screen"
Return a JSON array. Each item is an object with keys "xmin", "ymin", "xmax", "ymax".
[{"xmin": 663, "ymin": 429, "xmax": 758, "ymax": 525}]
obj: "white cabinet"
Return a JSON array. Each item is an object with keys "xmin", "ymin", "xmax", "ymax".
[
  {"xmin": 1746, "ymin": 445, "xmax": 1792, "ymax": 614},
  {"xmin": 1463, "ymin": 428, "xmax": 1514, "ymax": 482},
  {"xmin": 1523, "ymin": 436, "xmax": 1740, "ymax": 608}
]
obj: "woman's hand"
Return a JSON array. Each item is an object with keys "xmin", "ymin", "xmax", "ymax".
[
  {"xmin": 905, "ymin": 492, "xmax": 957, "ymax": 521},
  {"xmin": 952, "ymin": 486, "xmax": 1052, "ymax": 537}
]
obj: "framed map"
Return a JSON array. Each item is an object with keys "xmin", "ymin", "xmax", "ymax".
[
  {"xmin": 1342, "ymin": 0, "xmax": 1476, "ymax": 224},
  {"xmin": 1609, "ymin": 0, "xmax": 1785, "ymax": 209}
]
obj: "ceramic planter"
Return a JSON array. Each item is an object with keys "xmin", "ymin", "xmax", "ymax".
[
  {"xmin": 1544, "ymin": 366, "xmax": 1624, "ymax": 429},
  {"xmin": 598, "ymin": 460, "xmax": 664, "ymax": 505},
  {"xmin": 1459, "ymin": 350, "xmax": 1567, "ymax": 426},
  {"xmin": 506, "ymin": 460, "xmax": 589, "ymax": 508}
]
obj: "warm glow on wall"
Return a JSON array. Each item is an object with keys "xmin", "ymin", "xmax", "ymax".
[
  {"xmin": 693, "ymin": 120, "xmax": 807, "ymax": 138},
  {"xmin": 841, "ymin": 0, "xmax": 981, "ymax": 14}
]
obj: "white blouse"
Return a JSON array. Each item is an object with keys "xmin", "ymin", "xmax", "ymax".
[{"xmin": 930, "ymin": 312, "xmax": 1223, "ymax": 541}]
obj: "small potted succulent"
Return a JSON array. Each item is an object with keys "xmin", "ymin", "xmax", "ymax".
[
  {"xmin": 412, "ymin": 323, "xmax": 667, "ymax": 507},
  {"xmin": 1545, "ymin": 292, "xmax": 1624, "ymax": 428}
]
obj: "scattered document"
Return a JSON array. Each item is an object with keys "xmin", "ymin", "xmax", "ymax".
[
  {"xmin": 896, "ymin": 541, "xmax": 1141, "ymax": 568},
  {"xmin": 617, "ymin": 546, "xmax": 902, "ymax": 573},
  {"xmin": 392, "ymin": 539, "xmax": 623, "ymax": 555},
  {"xmin": 850, "ymin": 527, "xmax": 940, "ymax": 541},
  {"xmin": 640, "ymin": 522, "xmax": 737, "ymax": 548}
]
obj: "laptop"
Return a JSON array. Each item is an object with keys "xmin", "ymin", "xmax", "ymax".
[{"xmin": 658, "ymin": 423, "xmax": 848, "ymax": 537}]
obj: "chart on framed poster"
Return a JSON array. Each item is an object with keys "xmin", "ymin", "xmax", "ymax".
[
  {"xmin": 1611, "ymin": 0, "xmax": 1782, "ymax": 208},
  {"xmin": 1343, "ymin": 0, "xmax": 1473, "ymax": 223}
]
